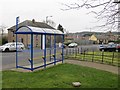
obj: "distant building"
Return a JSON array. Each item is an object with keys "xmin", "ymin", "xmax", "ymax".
[
  {"xmin": 65, "ymin": 31, "xmax": 119, "ymax": 45},
  {"xmin": 7, "ymin": 19, "xmax": 55, "ymax": 48},
  {"xmin": 89, "ymin": 32, "xmax": 118, "ymax": 44}
]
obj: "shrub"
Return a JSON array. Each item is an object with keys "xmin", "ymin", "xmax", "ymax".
[{"xmin": 2, "ymin": 36, "xmax": 8, "ymax": 45}]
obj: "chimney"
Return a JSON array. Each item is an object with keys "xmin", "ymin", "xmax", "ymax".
[{"xmin": 32, "ymin": 19, "xmax": 35, "ymax": 23}]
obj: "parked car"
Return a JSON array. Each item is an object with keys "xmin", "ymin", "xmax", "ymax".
[
  {"xmin": 99, "ymin": 42, "xmax": 118, "ymax": 52},
  {"xmin": 0, "ymin": 42, "xmax": 25, "ymax": 52},
  {"xmin": 63, "ymin": 44, "xmax": 67, "ymax": 48},
  {"xmin": 68, "ymin": 43, "xmax": 78, "ymax": 48},
  {"xmin": 99, "ymin": 45, "xmax": 106, "ymax": 50},
  {"xmin": 116, "ymin": 44, "xmax": 120, "ymax": 52}
]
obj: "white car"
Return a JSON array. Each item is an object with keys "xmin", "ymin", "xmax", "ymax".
[
  {"xmin": 0, "ymin": 42, "xmax": 25, "ymax": 52},
  {"xmin": 68, "ymin": 43, "xmax": 78, "ymax": 48}
]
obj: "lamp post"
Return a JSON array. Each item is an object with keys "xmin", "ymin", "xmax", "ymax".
[{"xmin": 46, "ymin": 16, "xmax": 52, "ymax": 24}]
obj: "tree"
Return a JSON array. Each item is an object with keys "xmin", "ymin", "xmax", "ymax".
[
  {"xmin": 0, "ymin": 24, "xmax": 8, "ymax": 45},
  {"xmin": 57, "ymin": 24, "xmax": 64, "ymax": 33},
  {"xmin": 61, "ymin": 0, "xmax": 119, "ymax": 31},
  {"xmin": 0, "ymin": 25, "xmax": 7, "ymax": 36},
  {"xmin": 43, "ymin": 19, "xmax": 56, "ymax": 28},
  {"xmin": 56, "ymin": 24, "xmax": 64, "ymax": 43}
]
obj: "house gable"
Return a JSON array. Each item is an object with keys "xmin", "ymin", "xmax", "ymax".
[{"xmin": 89, "ymin": 35, "xmax": 97, "ymax": 41}]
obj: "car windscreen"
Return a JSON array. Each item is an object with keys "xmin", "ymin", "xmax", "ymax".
[{"xmin": 4, "ymin": 43, "xmax": 12, "ymax": 46}]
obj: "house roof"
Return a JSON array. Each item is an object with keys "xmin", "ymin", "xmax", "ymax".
[
  {"xmin": 8, "ymin": 20, "xmax": 55, "ymax": 31},
  {"xmin": 89, "ymin": 34, "xmax": 110, "ymax": 41},
  {"xmin": 15, "ymin": 26, "xmax": 64, "ymax": 35},
  {"xmin": 95, "ymin": 35, "xmax": 109, "ymax": 40}
]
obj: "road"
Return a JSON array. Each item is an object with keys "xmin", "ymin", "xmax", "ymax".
[
  {"xmin": 1, "ymin": 45, "xmax": 99, "ymax": 70},
  {"xmin": 2, "ymin": 52, "xmax": 16, "ymax": 70}
]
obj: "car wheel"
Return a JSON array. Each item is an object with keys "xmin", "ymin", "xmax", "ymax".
[
  {"xmin": 21, "ymin": 47, "xmax": 23, "ymax": 50},
  {"xmin": 19, "ymin": 47, "xmax": 24, "ymax": 51},
  {"xmin": 5, "ymin": 48, "xmax": 9, "ymax": 52}
]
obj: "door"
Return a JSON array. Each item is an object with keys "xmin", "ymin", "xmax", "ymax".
[{"xmin": 10, "ymin": 44, "xmax": 16, "ymax": 51}]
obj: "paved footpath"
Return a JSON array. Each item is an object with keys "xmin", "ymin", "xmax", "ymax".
[{"xmin": 65, "ymin": 59, "xmax": 119, "ymax": 75}]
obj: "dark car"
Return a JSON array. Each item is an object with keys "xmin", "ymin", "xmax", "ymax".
[
  {"xmin": 99, "ymin": 42, "xmax": 117, "ymax": 52},
  {"xmin": 116, "ymin": 44, "xmax": 120, "ymax": 52}
]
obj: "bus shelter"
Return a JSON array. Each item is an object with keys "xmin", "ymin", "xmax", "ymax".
[{"xmin": 15, "ymin": 25, "xmax": 65, "ymax": 71}]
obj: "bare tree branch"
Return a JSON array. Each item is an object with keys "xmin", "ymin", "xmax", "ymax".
[{"xmin": 61, "ymin": 0, "xmax": 119, "ymax": 31}]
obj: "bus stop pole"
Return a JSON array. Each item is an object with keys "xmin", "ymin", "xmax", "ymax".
[{"xmin": 16, "ymin": 16, "xmax": 19, "ymax": 68}]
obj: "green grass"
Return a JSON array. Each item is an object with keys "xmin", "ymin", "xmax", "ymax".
[
  {"xmin": 65, "ymin": 51, "xmax": 119, "ymax": 66},
  {"xmin": 0, "ymin": 72, "xmax": 2, "ymax": 89},
  {"xmin": 2, "ymin": 63, "xmax": 118, "ymax": 88}
]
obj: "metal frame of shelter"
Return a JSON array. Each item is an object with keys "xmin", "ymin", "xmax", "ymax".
[{"xmin": 15, "ymin": 17, "xmax": 65, "ymax": 71}]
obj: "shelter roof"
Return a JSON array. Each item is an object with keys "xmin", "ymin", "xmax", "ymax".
[{"xmin": 15, "ymin": 26, "xmax": 64, "ymax": 35}]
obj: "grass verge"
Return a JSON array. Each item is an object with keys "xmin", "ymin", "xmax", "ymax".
[{"xmin": 2, "ymin": 63, "xmax": 118, "ymax": 88}]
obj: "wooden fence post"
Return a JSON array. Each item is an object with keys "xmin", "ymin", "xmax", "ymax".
[
  {"xmin": 75, "ymin": 48, "xmax": 77, "ymax": 58},
  {"xmin": 102, "ymin": 51, "xmax": 104, "ymax": 63},
  {"xmin": 81, "ymin": 47, "xmax": 83, "ymax": 54},
  {"xmin": 66, "ymin": 48, "xmax": 67, "ymax": 56},
  {"xmin": 70, "ymin": 48, "xmax": 71, "ymax": 55},
  {"xmin": 78, "ymin": 48, "xmax": 79, "ymax": 54},
  {"xmin": 84, "ymin": 50, "xmax": 85, "ymax": 61},
  {"xmin": 112, "ymin": 52, "xmax": 114, "ymax": 64},
  {"xmin": 73, "ymin": 48, "xmax": 74, "ymax": 55},
  {"xmin": 92, "ymin": 50, "xmax": 94, "ymax": 62}
]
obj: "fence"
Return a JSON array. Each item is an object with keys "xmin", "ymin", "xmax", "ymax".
[{"xmin": 65, "ymin": 47, "xmax": 119, "ymax": 66}]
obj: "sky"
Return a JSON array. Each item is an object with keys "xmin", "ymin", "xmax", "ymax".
[{"xmin": 0, "ymin": 0, "xmax": 116, "ymax": 33}]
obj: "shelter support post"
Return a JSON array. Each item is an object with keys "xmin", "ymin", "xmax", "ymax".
[
  {"xmin": 44, "ymin": 34, "xmax": 47, "ymax": 68},
  {"xmin": 30, "ymin": 34, "xmax": 34, "ymax": 71},
  {"xmin": 54, "ymin": 34, "xmax": 56, "ymax": 65},
  {"xmin": 62, "ymin": 35, "xmax": 64, "ymax": 63},
  {"xmin": 50, "ymin": 35, "xmax": 52, "ymax": 61},
  {"xmin": 16, "ymin": 35, "xmax": 18, "ymax": 68}
]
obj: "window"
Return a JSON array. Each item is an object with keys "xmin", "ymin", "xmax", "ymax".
[
  {"xmin": 36, "ymin": 35, "xmax": 38, "ymax": 40},
  {"xmin": 12, "ymin": 31, "xmax": 14, "ymax": 37},
  {"xmin": 21, "ymin": 38, "xmax": 23, "ymax": 43},
  {"xmin": 10, "ymin": 44, "xmax": 15, "ymax": 46}
]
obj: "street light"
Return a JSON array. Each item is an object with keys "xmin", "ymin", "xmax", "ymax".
[{"xmin": 46, "ymin": 16, "xmax": 52, "ymax": 24}]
